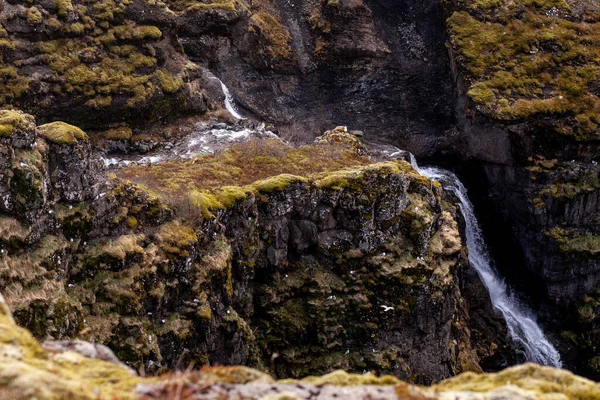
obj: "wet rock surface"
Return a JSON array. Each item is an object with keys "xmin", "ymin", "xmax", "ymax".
[{"xmin": 102, "ymin": 121, "xmax": 279, "ymax": 168}]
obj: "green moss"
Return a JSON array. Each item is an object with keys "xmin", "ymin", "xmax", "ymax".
[
  {"xmin": 38, "ymin": 121, "xmax": 88, "ymax": 145},
  {"xmin": 290, "ymin": 370, "xmax": 401, "ymax": 386},
  {"xmin": 0, "ymin": 110, "xmax": 35, "ymax": 138},
  {"xmin": 164, "ymin": 0, "xmax": 238, "ymax": 12},
  {"xmin": 0, "ymin": 294, "xmax": 140, "ymax": 400},
  {"xmin": 156, "ymin": 69, "xmax": 184, "ymax": 93},
  {"xmin": 547, "ymin": 227, "xmax": 600, "ymax": 255},
  {"xmin": 248, "ymin": 10, "xmax": 293, "ymax": 63},
  {"xmin": 435, "ymin": 363, "xmax": 600, "ymax": 398},
  {"xmin": 251, "ymin": 174, "xmax": 308, "ymax": 193},
  {"xmin": 467, "ymin": 84, "xmax": 495, "ymax": 104},
  {"xmin": 156, "ymin": 220, "xmax": 198, "ymax": 257},
  {"xmin": 94, "ymin": 234, "xmax": 145, "ymax": 261},
  {"xmin": 55, "ymin": 0, "xmax": 74, "ymax": 18},
  {"xmin": 26, "ymin": 7, "xmax": 43, "ymax": 25},
  {"xmin": 116, "ymin": 138, "xmax": 371, "ymax": 218},
  {"xmin": 0, "ymin": 66, "xmax": 30, "ymax": 106},
  {"xmin": 0, "ymin": 1, "xmax": 189, "ymax": 125},
  {"xmin": 445, "ymin": 2, "xmax": 600, "ymax": 138},
  {"xmin": 105, "ymin": 127, "xmax": 133, "ymax": 141}
]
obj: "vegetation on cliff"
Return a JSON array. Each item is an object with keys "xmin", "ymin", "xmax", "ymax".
[
  {"xmin": 0, "ymin": 0, "xmax": 190, "ymax": 128},
  {"xmin": 1, "ymin": 292, "xmax": 600, "ymax": 399},
  {"xmin": 0, "ymin": 114, "xmax": 494, "ymax": 381},
  {"xmin": 116, "ymin": 135, "xmax": 372, "ymax": 215},
  {"xmin": 445, "ymin": 0, "xmax": 600, "ymax": 139}
]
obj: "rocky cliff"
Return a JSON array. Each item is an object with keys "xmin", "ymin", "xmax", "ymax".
[
  {"xmin": 441, "ymin": 0, "xmax": 600, "ymax": 379},
  {"xmin": 2, "ymin": 0, "xmax": 600, "ymax": 386},
  {"xmin": 0, "ymin": 114, "xmax": 510, "ymax": 382},
  {"xmin": 0, "ymin": 292, "xmax": 598, "ymax": 400}
]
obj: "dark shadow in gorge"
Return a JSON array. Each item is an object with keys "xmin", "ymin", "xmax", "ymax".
[
  {"xmin": 362, "ymin": 0, "xmax": 456, "ymax": 156},
  {"xmin": 418, "ymin": 156, "xmax": 571, "ymax": 367}
]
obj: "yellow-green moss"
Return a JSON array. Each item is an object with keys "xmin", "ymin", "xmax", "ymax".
[
  {"xmin": 435, "ymin": 363, "xmax": 600, "ymax": 399},
  {"xmin": 116, "ymin": 138, "xmax": 371, "ymax": 217},
  {"xmin": 0, "ymin": 66, "xmax": 30, "ymax": 106},
  {"xmin": 287, "ymin": 370, "xmax": 401, "ymax": 386},
  {"xmin": 1, "ymin": 294, "xmax": 600, "ymax": 400},
  {"xmin": 26, "ymin": 7, "xmax": 43, "ymax": 25},
  {"xmin": 446, "ymin": 2, "xmax": 600, "ymax": 138},
  {"xmin": 55, "ymin": 0, "xmax": 74, "ymax": 18},
  {"xmin": 0, "ymin": 294, "xmax": 140, "ymax": 400},
  {"xmin": 38, "ymin": 121, "xmax": 88, "ymax": 145},
  {"xmin": 156, "ymin": 220, "xmax": 198, "ymax": 257},
  {"xmin": 96, "ymin": 234, "xmax": 145, "ymax": 261},
  {"xmin": 547, "ymin": 227, "xmax": 600, "ymax": 255},
  {"xmin": 164, "ymin": 0, "xmax": 238, "ymax": 12},
  {"xmin": 248, "ymin": 10, "xmax": 293, "ymax": 62},
  {"xmin": 105, "ymin": 126, "xmax": 133, "ymax": 141},
  {"xmin": 0, "ymin": 110, "xmax": 35, "ymax": 138}
]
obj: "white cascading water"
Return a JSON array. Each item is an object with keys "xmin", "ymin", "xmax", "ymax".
[
  {"xmin": 410, "ymin": 156, "xmax": 562, "ymax": 367},
  {"xmin": 212, "ymin": 77, "xmax": 244, "ymax": 120}
]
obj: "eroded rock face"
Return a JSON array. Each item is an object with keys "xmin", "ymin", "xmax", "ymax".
[
  {"xmin": 0, "ymin": 0, "xmax": 205, "ymax": 129},
  {"xmin": 0, "ymin": 293, "xmax": 598, "ymax": 400},
  {"xmin": 200, "ymin": 0, "xmax": 456, "ymax": 151},
  {"xmin": 441, "ymin": 0, "xmax": 600, "ymax": 379},
  {"xmin": 0, "ymin": 114, "xmax": 510, "ymax": 382}
]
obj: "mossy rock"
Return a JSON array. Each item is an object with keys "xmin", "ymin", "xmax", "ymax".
[
  {"xmin": 105, "ymin": 127, "xmax": 133, "ymax": 141},
  {"xmin": 38, "ymin": 122, "xmax": 88, "ymax": 146},
  {"xmin": 0, "ymin": 110, "xmax": 35, "ymax": 139},
  {"xmin": 445, "ymin": 0, "xmax": 600, "ymax": 139}
]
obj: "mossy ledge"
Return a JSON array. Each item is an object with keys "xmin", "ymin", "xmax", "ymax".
[
  {"xmin": 444, "ymin": 0, "xmax": 600, "ymax": 139},
  {"xmin": 38, "ymin": 121, "xmax": 89, "ymax": 146},
  {"xmin": 116, "ymin": 135, "xmax": 418, "ymax": 218},
  {"xmin": 1, "ymin": 293, "xmax": 599, "ymax": 399}
]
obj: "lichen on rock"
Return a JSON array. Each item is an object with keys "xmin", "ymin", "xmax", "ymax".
[{"xmin": 1, "ymin": 292, "xmax": 599, "ymax": 399}]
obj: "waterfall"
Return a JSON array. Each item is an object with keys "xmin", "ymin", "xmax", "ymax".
[
  {"xmin": 410, "ymin": 156, "xmax": 562, "ymax": 367},
  {"xmin": 212, "ymin": 77, "xmax": 244, "ymax": 120}
]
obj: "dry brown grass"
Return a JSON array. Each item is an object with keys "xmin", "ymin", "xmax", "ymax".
[{"xmin": 117, "ymin": 139, "xmax": 370, "ymax": 198}]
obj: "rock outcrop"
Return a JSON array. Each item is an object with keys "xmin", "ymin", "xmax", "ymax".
[
  {"xmin": 0, "ymin": 0, "xmax": 456, "ymax": 147},
  {"xmin": 442, "ymin": 0, "xmax": 600, "ymax": 379},
  {"xmin": 3, "ymin": 0, "xmax": 600, "ymax": 384},
  {"xmin": 1, "ymin": 292, "xmax": 599, "ymax": 400},
  {"xmin": 0, "ymin": 114, "xmax": 509, "ymax": 383},
  {"xmin": 0, "ymin": 0, "xmax": 206, "ymax": 129}
]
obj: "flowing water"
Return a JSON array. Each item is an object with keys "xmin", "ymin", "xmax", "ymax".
[
  {"xmin": 212, "ymin": 77, "xmax": 245, "ymax": 120},
  {"xmin": 411, "ymin": 157, "xmax": 562, "ymax": 367}
]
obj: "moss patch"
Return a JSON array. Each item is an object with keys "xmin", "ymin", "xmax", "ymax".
[
  {"xmin": 117, "ymin": 138, "xmax": 372, "ymax": 216},
  {"xmin": 38, "ymin": 122, "xmax": 88, "ymax": 145},
  {"xmin": 445, "ymin": 0, "xmax": 600, "ymax": 139},
  {"xmin": 0, "ymin": 110, "xmax": 35, "ymax": 139}
]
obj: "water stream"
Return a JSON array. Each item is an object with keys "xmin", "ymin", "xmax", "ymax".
[
  {"xmin": 212, "ymin": 77, "xmax": 245, "ymax": 120},
  {"xmin": 411, "ymin": 158, "xmax": 562, "ymax": 367}
]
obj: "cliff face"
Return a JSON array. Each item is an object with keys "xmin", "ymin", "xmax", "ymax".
[
  {"xmin": 1, "ymin": 293, "xmax": 598, "ymax": 400},
  {"xmin": 0, "ymin": 0, "xmax": 210, "ymax": 129},
  {"xmin": 0, "ymin": 0, "xmax": 457, "ymax": 148},
  {"xmin": 3, "ymin": 0, "xmax": 600, "ymax": 384},
  {"xmin": 197, "ymin": 0, "xmax": 455, "ymax": 151},
  {"xmin": 441, "ymin": 0, "xmax": 600, "ymax": 378},
  {"xmin": 0, "ymin": 116, "xmax": 509, "ymax": 382}
]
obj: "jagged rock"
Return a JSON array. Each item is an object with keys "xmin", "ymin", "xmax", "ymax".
[
  {"xmin": 0, "ymin": 122, "xmax": 511, "ymax": 382},
  {"xmin": 39, "ymin": 121, "xmax": 103, "ymax": 203},
  {"xmin": 0, "ymin": 293, "xmax": 598, "ymax": 400}
]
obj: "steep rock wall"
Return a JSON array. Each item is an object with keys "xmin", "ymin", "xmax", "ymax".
[
  {"xmin": 442, "ymin": 0, "xmax": 600, "ymax": 378},
  {"xmin": 0, "ymin": 293, "xmax": 598, "ymax": 400},
  {"xmin": 0, "ymin": 114, "xmax": 509, "ymax": 382}
]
